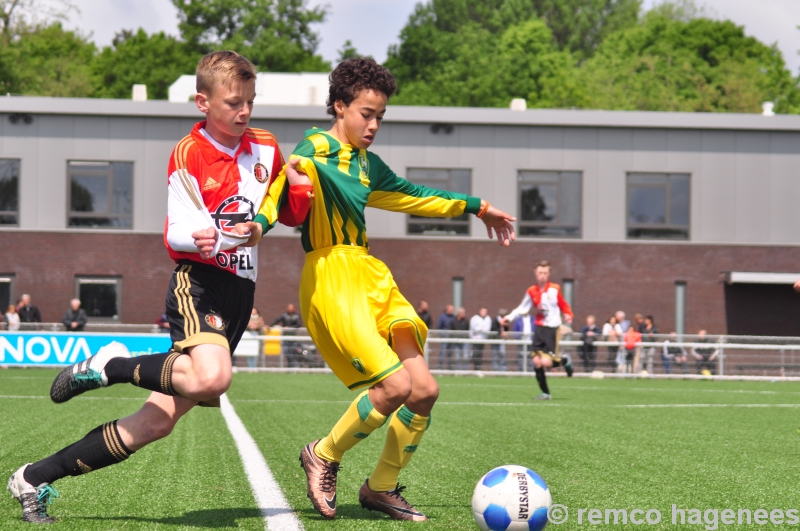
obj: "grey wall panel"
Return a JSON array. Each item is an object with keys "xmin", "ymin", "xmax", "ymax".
[
  {"xmin": 767, "ymin": 133, "xmax": 800, "ymax": 243},
  {"xmin": 2, "ymin": 117, "xmax": 42, "ymax": 228},
  {"xmin": 632, "ymin": 129, "xmax": 669, "ymax": 170},
  {"xmin": 597, "ymin": 129, "xmax": 634, "ymax": 240},
  {"xmin": 667, "ymin": 130, "xmax": 702, "ymax": 239},
  {"xmin": 34, "ymin": 116, "xmax": 72, "ymax": 229},
  {"xmin": 734, "ymin": 132, "xmax": 771, "ymax": 243},
  {"xmin": 563, "ymin": 128, "xmax": 598, "ymax": 240},
  {"xmin": 698, "ymin": 131, "xmax": 736, "ymax": 242}
]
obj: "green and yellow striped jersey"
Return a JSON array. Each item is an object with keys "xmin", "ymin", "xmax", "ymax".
[{"xmin": 290, "ymin": 128, "xmax": 481, "ymax": 253}]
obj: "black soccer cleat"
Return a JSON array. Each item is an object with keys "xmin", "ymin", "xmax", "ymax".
[
  {"xmin": 7, "ymin": 465, "xmax": 59, "ymax": 524},
  {"xmin": 50, "ymin": 342, "xmax": 131, "ymax": 403}
]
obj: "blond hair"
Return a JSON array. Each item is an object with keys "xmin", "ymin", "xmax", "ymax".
[{"xmin": 196, "ymin": 51, "xmax": 256, "ymax": 95}]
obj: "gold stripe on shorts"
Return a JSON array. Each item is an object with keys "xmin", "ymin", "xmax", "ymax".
[{"xmin": 174, "ymin": 265, "xmax": 200, "ymax": 339}]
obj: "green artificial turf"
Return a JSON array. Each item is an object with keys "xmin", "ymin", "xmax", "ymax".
[{"xmin": 2, "ymin": 369, "xmax": 800, "ymax": 530}]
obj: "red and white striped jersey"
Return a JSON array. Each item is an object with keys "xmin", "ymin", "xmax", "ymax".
[
  {"xmin": 505, "ymin": 282, "xmax": 573, "ymax": 329},
  {"xmin": 164, "ymin": 121, "xmax": 310, "ymax": 282}
]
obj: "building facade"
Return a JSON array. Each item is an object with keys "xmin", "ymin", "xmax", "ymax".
[{"xmin": 0, "ymin": 97, "xmax": 798, "ymax": 335}]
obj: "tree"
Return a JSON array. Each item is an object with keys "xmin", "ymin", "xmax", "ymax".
[
  {"xmin": 92, "ymin": 29, "xmax": 200, "ymax": 99},
  {"xmin": 336, "ymin": 40, "xmax": 359, "ymax": 63},
  {"xmin": 580, "ymin": 12, "xmax": 800, "ymax": 113},
  {"xmin": 172, "ymin": 0, "xmax": 329, "ymax": 72},
  {"xmin": 0, "ymin": 0, "xmax": 76, "ymax": 46}
]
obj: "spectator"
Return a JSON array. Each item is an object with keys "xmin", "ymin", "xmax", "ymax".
[
  {"xmin": 469, "ymin": 308, "xmax": 492, "ymax": 370},
  {"xmin": 662, "ymin": 331, "xmax": 688, "ymax": 375},
  {"xmin": 271, "ymin": 304, "xmax": 302, "ymax": 367},
  {"xmin": 623, "ymin": 324, "xmax": 641, "ymax": 374},
  {"xmin": 5, "ymin": 304, "xmax": 20, "ymax": 331},
  {"xmin": 416, "ymin": 300, "xmax": 433, "ymax": 329},
  {"xmin": 603, "ymin": 315, "xmax": 623, "ymax": 372},
  {"xmin": 450, "ymin": 307, "xmax": 470, "ymax": 370},
  {"xmin": 61, "ymin": 299, "xmax": 87, "ymax": 332},
  {"xmin": 640, "ymin": 315, "xmax": 659, "ymax": 374},
  {"xmin": 616, "ymin": 310, "xmax": 630, "ymax": 333},
  {"xmin": 436, "ymin": 304, "xmax": 456, "ymax": 370},
  {"xmin": 249, "ymin": 307, "xmax": 266, "ymax": 332},
  {"xmin": 579, "ymin": 315, "xmax": 601, "ymax": 372},
  {"xmin": 155, "ymin": 313, "xmax": 170, "ymax": 333},
  {"xmin": 692, "ymin": 330, "xmax": 718, "ymax": 375},
  {"xmin": 512, "ymin": 313, "xmax": 535, "ymax": 371},
  {"xmin": 17, "ymin": 294, "xmax": 41, "ymax": 324},
  {"xmin": 490, "ymin": 308, "xmax": 509, "ymax": 372},
  {"xmin": 238, "ymin": 308, "xmax": 266, "ymax": 368}
]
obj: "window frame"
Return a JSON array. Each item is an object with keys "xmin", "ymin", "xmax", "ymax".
[
  {"xmin": 67, "ymin": 160, "xmax": 134, "ymax": 229},
  {"xmin": 516, "ymin": 170, "xmax": 582, "ymax": 238},
  {"xmin": 626, "ymin": 172, "xmax": 691, "ymax": 241},
  {"xmin": 0, "ymin": 274, "xmax": 16, "ymax": 313},
  {"xmin": 74, "ymin": 276, "xmax": 122, "ymax": 321},
  {"xmin": 0, "ymin": 158, "xmax": 21, "ymax": 227},
  {"xmin": 405, "ymin": 167, "xmax": 472, "ymax": 237}
]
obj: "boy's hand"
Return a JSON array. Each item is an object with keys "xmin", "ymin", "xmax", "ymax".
[
  {"xmin": 285, "ymin": 158, "xmax": 314, "ymax": 198},
  {"xmin": 192, "ymin": 227, "xmax": 218, "ymax": 259},
  {"xmin": 480, "ymin": 203, "xmax": 516, "ymax": 246},
  {"xmin": 234, "ymin": 221, "xmax": 263, "ymax": 247}
]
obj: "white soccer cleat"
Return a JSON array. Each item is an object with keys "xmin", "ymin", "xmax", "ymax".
[{"xmin": 7, "ymin": 464, "xmax": 59, "ymax": 524}]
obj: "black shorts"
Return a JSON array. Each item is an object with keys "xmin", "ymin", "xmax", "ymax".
[
  {"xmin": 532, "ymin": 326, "xmax": 559, "ymax": 359},
  {"xmin": 165, "ymin": 261, "xmax": 255, "ymax": 354}
]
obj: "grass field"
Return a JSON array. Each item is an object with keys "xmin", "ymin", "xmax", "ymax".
[{"xmin": 2, "ymin": 369, "xmax": 800, "ymax": 530}]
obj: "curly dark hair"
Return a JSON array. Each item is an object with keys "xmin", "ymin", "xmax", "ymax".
[{"xmin": 326, "ymin": 57, "xmax": 397, "ymax": 118}]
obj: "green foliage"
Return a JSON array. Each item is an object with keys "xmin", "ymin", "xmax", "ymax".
[
  {"xmin": 3, "ymin": 23, "xmax": 95, "ymax": 97},
  {"xmin": 581, "ymin": 12, "xmax": 800, "ymax": 113},
  {"xmin": 172, "ymin": 0, "xmax": 330, "ymax": 72},
  {"xmin": 336, "ymin": 39, "xmax": 359, "ymax": 63},
  {"xmin": 92, "ymin": 29, "xmax": 200, "ymax": 100}
]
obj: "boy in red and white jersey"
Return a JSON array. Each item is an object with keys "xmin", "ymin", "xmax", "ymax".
[
  {"xmin": 503, "ymin": 260, "xmax": 574, "ymax": 400},
  {"xmin": 7, "ymin": 51, "xmax": 312, "ymax": 524}
]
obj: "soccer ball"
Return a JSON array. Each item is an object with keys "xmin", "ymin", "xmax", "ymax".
[{"xmin": 472, "ymin": 465, "xmax": 552, "ymax": 531}]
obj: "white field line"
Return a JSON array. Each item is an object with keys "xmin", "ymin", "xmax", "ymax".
[
  {"xmin": 616, "ymin": 403, "xmax": 800, "ymax": 408},
  {"xmin": 219, "ymin": 394, "xmax": 303, "ymax": 531}
]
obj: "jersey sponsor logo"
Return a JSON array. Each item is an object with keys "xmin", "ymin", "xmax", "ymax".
[
  {"xmin": 204, "ymin": 176, "xmax": 221, "ymax": 191},
  {"xmin": 212, "ymin": 195, "xmax": 255, "ymax": 232},
  {"xmin": 205, "ymin": 313, "xmax": 225, "ymax": 331},
  {"xmin": 215, "ymin": 251, "xmax": 255, "ymax": 271},
  {"xmin": 351, "ymin": 358, "xmax": 367, "ymax": 374},
  {"xmin": 357, "ymin": 153, "xmax": 370, "ymax": 187},
  {"xmin": 253, "ymin": 162, "xmax": 270, "ymax": 183}
]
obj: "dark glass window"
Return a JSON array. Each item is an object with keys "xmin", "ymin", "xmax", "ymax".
[
  {"xmin": 406, "ymin": 169, "xmax": 471, "ymax": 236},
  {"xmin": 76, "ymin": 277, "xmax": 121, "ymax": 320},
  {"xmin": 0, "ymin": 275, "xmax": 14, "ymax": 312},
  {"xmin": 68, "ymin": 161, "xmax": 133, "ymax": 228},
  {"xmin": 627, "ymin": 173, "xmax": 690, "ymax": 240},
  {"xmin": 518, "ymin": 171, "xmax": 581, "ymax": 237},
  {"xmin": 0, "ymin": 159, "xmax": 20, "ymax": 226}
]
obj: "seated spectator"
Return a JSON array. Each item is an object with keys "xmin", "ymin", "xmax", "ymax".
[
  {"xmin": 603, "ymin": 315, "xmax": 623, "ymax": 372},
  {"xmin": 579, "ymin": 315, "xmax": 601, "ymax": 372},
  {"xmin": 61, "ymin": 299, "xmax": 87, "ymax": 332},
  {"xmin": 238, "ymin": 308, "xmax": 267, "ymax": 368},
  {"xmin": 17, "ymin": 294, "xmax": 41, "ymax": 324},
  {"xmin": 271, "ymin": 304, "xmax": 302, "ymax": 367},
  {"xmin": 692, "ymin": 329, "xmax": 718, "ymax": 375},
  {"xmin": 662, "ymin": 331, "xmax": 688, "ymax": 374},
  {"xmin": 623, "ymin": 324, "xmax": 641, "ymax": 374},
  {"xmin": 155, "ymin": 313, "xmax": 170, "ymax": 333},
  {"xmin": 5, "ymin": 304, "xmax": 20, "ymax": 331}
]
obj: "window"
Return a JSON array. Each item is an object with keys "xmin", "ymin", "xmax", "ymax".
[
  {"xmin": 406, "ymin": 169, "xmax": 471, "ymax": 236},
  {"xmin": 76, "ymin": 277, "xmax": 121, "ymax": 320},
  {"xmin": 0, "ymin": 159, "xmax": 20, "ymax": 226},
  {"xmin": 675, "ymin": 282, "xmax": 686, "ymax": 336},
  {"xmin": 0, "ymin": 275, "xmax": 14, "ymax": 312},
  {"xmin": 68, "ymin": 161, "xmax": 133, "ymax": 228},
  {"xmin": 517, "ymin": 171, "xmax": 581, "ymax": 237},
  {"xmin": 562, "ymin": 279, "xmax": 574, "ymax": 309},
  {"xmin": 452, "ymin": 277, "xmax": 464, "ymax": 310},
  {"xmin": 627, "ymin": 173, "xmax": 689, "ymax": 240}
]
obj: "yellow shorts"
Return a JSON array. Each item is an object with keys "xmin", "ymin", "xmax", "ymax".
[{"xmin": 300, "ymin": 245, "xmax": 427, "ymax": 390}]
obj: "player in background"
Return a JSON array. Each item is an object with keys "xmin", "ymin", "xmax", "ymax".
[
  {"xmin": 247, "ymin": 57, "xmax": 516, "ymax": 521},
  {"xmin": 503, "ymin": 260, "xmax": 574, "ymax": 400},
  {"xmin": 7, "ymin": 51, "xmax": 312, "ymax": 524}
]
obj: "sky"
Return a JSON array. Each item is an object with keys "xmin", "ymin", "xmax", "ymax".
[{"xmin": 52, "ymin": 0, "xmax": 800, "ymax": 75}]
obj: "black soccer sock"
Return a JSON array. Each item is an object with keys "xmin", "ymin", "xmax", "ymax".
[
  {"xmin": 535, "ymin": 367, "xmax": 550, "ymax": 395},
  {"xmin": 23, "ymin": 421, "xmax": 134, "ymax": 486},
  {"xmin": 104, "ymin": 351, "xmax": 184, "ymax": 395}
]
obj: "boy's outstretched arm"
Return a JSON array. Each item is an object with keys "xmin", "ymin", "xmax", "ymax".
[
  {"xmin": 478, "ymin": 201, "xmax": 516, "ymax": 247},
  {"xmin": 252, "ymin": 157, "xmax": 314, "ymax": 244}
]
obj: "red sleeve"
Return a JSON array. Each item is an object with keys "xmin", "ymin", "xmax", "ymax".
[{"xmin": 278, "ymin": 185, "xmax": 313, "ymax": 227}]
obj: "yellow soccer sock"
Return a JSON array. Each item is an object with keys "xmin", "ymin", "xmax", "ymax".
[
  {"xmin": 368, "ymin": 405, "xmax": 430, "ymax": 492},
  {"xmin": 314, "ymin": 389, "xmax": 388, "ymax": 463}
]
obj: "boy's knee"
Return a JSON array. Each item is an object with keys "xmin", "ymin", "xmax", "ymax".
[{"xmin": 195, "ymin": 370, "xmax": 231, "ymax": 398}]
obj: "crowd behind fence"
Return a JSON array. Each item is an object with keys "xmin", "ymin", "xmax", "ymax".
[{"xmin": 4, "ymin": 325, "xmax": 800, "ymax": 377}]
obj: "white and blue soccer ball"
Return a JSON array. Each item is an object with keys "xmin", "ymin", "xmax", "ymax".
[{"xmin": 472, "ymin": 465, "xmax": 552, "ymax": 531}]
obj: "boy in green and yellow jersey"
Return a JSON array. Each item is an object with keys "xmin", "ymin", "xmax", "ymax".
[{"xmin": 252, "ymin": 58, "xmax": 516, "ymax": 521}]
